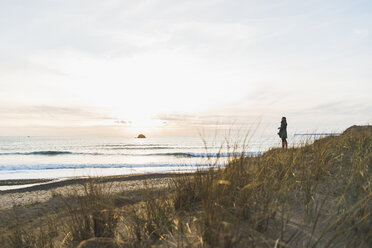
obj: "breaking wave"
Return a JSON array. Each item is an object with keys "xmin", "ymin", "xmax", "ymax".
[
  {"xmin": 0, "ymin": 151, "xmax": 262, "ymax": 157},
  {"xmin": 0, "ymin": 163, "xmax": 214, "ymax": 171},
  {"xmin": 153, "ymin": 152, "xmax": 262, "ymax": 158},
  {"xmin": 0, "ymin": 151, "xmax": 77, "ymax": 156}
]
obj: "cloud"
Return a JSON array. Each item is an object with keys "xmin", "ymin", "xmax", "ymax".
[
  {"xmin": 0, "ymin": 1, "xmax": 371, "ymax": 136},
  {"xmin": 0, "ymin": 104, "xmax": 113, "ymax": 122},
  {"xmin": 114, "ymin": 120, "xmax": 132, "ymax": 125},
  {"xmin": 294, "ymin": 101, "xmax": 372, "ymax": 117},
  {"xmin": 353, "ymin": 29, "xmax": 369, "ymax": 38},
  {"xmin": 0, "ymin": 0, "xmax": 326, "ymax": 61},
  {"xmin": 155, "ymin": 112, "xmax": 261, "ymax": 128}
]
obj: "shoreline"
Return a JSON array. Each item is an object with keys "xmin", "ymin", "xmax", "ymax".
[
  {"xmin": 0, "ymin": 178, "xmax": 54, "ymax": 186},
  {"xmin": 0, "ymin": 172, "xmax": 189, "ymax": 195}
]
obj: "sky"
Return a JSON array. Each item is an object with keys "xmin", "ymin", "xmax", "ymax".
[{"xmin": 0, "ymin": 0, "xmax": 371, "ymax": 136}]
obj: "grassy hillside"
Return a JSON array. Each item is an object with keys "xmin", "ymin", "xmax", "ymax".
[{"xmin": 1, "ymin": 125, "xmax": 371, "ymax": 247}]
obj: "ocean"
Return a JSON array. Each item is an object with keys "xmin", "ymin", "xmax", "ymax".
[
  {"xmin": 0, "ymin": 134, "xmax": 326, "ymax": 180},
  {"xmin": 0, "ymin": 135, "xmax": 278, "ymax": 180}
]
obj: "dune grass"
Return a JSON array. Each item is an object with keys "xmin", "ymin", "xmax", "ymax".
[{"xmin": 0, "ymin": 125, "xmax": 371, "ymax": 247}]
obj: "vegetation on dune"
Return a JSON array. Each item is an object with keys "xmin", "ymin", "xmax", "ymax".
[{"xmin": 0, "ymin": 125, "xmax": 371, "ymax": 247}]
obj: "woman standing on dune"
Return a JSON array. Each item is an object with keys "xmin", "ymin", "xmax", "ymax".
[{"xmin": 278, "ymin": 117, "xmax": 288, "ymax": 148}]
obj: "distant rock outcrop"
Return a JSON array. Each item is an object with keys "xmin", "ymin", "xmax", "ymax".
[{"xmin": 137, "ymin": 134, "xmax": 146, "ymax": 138}]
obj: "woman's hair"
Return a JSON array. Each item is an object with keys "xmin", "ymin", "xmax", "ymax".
[{"xmin": 282, "ymin": 117, "xmax": 286, "ymax": 120}]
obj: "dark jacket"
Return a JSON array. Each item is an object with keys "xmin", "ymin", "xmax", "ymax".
[{"xmin": 278, "ymin": 120, "xmax": 287, "ymax": 139}]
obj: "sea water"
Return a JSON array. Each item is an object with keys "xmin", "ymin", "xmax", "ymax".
[{"xmin": 0, "ymin": 134, "xmax": 325, "ymax": 180}]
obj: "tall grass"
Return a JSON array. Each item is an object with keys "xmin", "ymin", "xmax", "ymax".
[
  {"xmin": 62, "ymin": 180, "xmax": 119, "ymax": 247},
  {"xmin": 166, "ymin": 125, "xmax": 372, "ymax": 247},
  {"xmin": 3, "ymin": 211, "xmax": 58, "ymax": 248}
]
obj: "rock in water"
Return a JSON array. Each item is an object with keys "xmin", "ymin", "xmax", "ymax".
[{"xmin": 137, "ymin": 134, "xmax": 146, "ymax": 138}]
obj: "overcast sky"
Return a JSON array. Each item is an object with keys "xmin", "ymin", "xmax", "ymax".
[{"xmin": 0, "ymin": 0, "xmax": 371, "ymax": 136}]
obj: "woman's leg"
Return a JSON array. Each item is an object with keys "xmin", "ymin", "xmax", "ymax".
[{"xmin": 282, "ymin": 138, "xmax": 288, "ymax": 148}]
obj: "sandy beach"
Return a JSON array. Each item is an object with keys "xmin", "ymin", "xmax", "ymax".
[{"xmin": 0, "ymin": 173, "xmax": 179, "ymax": 210}]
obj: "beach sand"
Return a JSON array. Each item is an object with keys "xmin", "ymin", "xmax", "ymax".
[
  {"xmin": 0, "ymin": 173, "xmax": 185, "ymax": 247},
  {"xmin": 0, "ymin": 173, "xmax": 179, "ymax": 210}
]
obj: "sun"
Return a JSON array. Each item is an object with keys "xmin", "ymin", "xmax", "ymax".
[
  {"xmin": 124, "ymin": 114, "xmax": 164, "ymax": 135},
  {"xmin": 111, "ymin": 107, "xmax": 166, "ymax": 135},
  {"xmin": 130, "ymin": 117, "xmax": 157, "ymax": 131}
]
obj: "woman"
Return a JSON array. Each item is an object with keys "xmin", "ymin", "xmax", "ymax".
[{"xmin": 278, "ymin": 117, "xmax": 288, "ymax": 148}]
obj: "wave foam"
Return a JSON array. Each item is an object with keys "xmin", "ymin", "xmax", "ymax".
[
  {"xmin": 159, "ymin": 152, "xmax": 262, "ymax": 158},
  {"xmin": 0, "ymin": 151, "xmax": 75, "ymax": 156},
  {"xmin": 0, "ymin": 163, "xmax": 214, "ymax": 171},
  {"xmin": 0, "ymin": 151, "xmax": 262, "ymax": 157}
]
